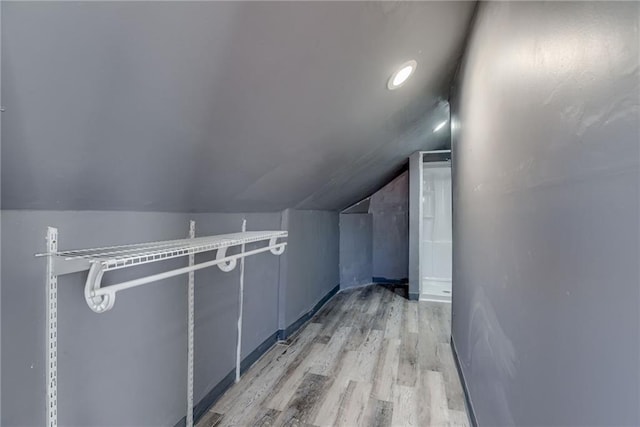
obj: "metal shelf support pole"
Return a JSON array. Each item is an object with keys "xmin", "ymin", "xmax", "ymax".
[
  {"xmin": 187, "ymin": 220, "xmax": 195, "ymax": 427},
  {"xmin": 46, "ymin": 227, "xmax": 58, "ymax": 427},
  {"xmin": 236, "ymin": 219, "xmax": 247, "ymax": 383}
]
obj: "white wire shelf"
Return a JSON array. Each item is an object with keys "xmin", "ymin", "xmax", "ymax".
[
  {"xmin": 41, "ymin": 231, "xmax": 287, "ymax": 271},
  {"xmin": 37, "ymin": 230, "xmax": 288, "ymax": 313}
]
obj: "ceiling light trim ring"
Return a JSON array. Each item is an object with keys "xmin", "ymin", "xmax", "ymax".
[{"xmin": 388, "ymin": 60, "xmax": 417, "ymax": 90}]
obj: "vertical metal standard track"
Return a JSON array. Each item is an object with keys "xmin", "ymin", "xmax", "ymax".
[
  {"xmin": 186, "ymin": 220, "xmax": 195, "ymax": 427},
  {"xmin": 235, "ymin": 219, "xmax": 247, "ymax": 383},
  {"xmin": 46, "ymin": 227, "xmax": 58, "ymax": 427}
]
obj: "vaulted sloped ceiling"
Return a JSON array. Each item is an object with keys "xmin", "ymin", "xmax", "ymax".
[{"xmin": 2, "ymin": 1, "xmax": 475, "ymax": 212}]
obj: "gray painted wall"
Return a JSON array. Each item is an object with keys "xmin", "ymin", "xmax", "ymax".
[
  {"xmin": 279, "ymin": 209, "xmax": 339, "ymax": 330},
  {"xmin": 369, "ymin": 171, "xmax": 409, "ymax": 281},
  {"xmin": 451, "ymin": 2, "xmax": 639, "ymax": 426},
  {"xmin": 0, "ymin": 209, "xmax": 330, "ymax": 426},
  {"xmin": 339, "ymin": 213, "xmax": 373, "ymax": 289}
]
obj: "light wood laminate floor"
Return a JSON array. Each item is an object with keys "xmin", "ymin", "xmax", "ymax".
[{"xmin": 197, "ymin": 284, "xmax": 468, "ymax": 427}]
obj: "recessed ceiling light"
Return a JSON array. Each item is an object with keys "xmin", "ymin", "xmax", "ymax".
[
  {"xmin": 387, "ymin": 60, "xmax": 417, "ymax": 90},
  {"xmin": 433, "ymin": 120, "xmax": 448, "ymax": 132}
]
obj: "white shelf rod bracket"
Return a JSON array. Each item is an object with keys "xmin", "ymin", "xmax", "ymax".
[{"xmin": 216, "ymin": 247, "xmax": 237, "ymax": 272}]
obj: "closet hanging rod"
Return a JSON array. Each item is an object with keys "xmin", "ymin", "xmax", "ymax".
[{"xmin": 84, "ymin": 239, "xmax": 285, "ymax": 313}]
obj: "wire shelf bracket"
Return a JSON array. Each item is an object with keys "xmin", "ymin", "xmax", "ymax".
[{"xmin": 37, "ymin": 222, "xmax": 287, "ymax": 427}]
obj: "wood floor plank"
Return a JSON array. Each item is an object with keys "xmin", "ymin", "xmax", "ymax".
[
  {"xmin": 274, "ymin": 372, "xmax": 330, "ymax": 426},
  {"xmin": 338, "ymin": 350, "xmax": 360, "ymax": 381},
  {"xmin": 311, "ymin": 342, "xmax": 364, "ymax": 427},
  {"xmin": 391, "ymin": 384, "xmax": 418, "ymax": 426},
  {"xmin": 309, "ymin": 326, "xmax": 351, "ymax": 376},
  {"xmin": 384, "ymin": 296, "xmax": 403, "ymax": 339},
  {"xmin": 422, "ymin": 302, "xmax": 451, "ymax": 344},
  {"xmin": 344, "ymin": 322, "xmax": 368, "ymax": 351},
  {"xmin": 312, "ymin": 378, "xmax": 350, "ymax": 426},
  {"xmin": 449, "ymin": 409, "xmax": 470, "ymax": 427},
  {"xmin": 366, "ymin": 285, "xmax": 384, "ymax": 316},
  {"xmin": 334, "ymin": 381, "xmax": 372, "ymax": 427},
  {"xmin": 352, "ymin": 329, "xmax": 384, "ymax": 382},
  {"xmin": 356, "ymin": 285, "xmax": 375, "ymax": 306},
  {"xmin": 344, "ymin": 288, "xmax": 379, "ymax": 351},
  {"xmin": 417, "ymin": 305, "xmax": 440, "ymax": 372},
  {"xmin": 313, "ymin": 335, "xmax": 331, "ymax": 345},
  {"xmin": 333, "ymin": 380, "xmax": 357, "ymax": 427},
  {"xmin": 416, "ymin": 370, "xmax": 450, "ymax": 427},
  {"xmin": 371, "ymin": 338, "xmax": 401, "ymax": 402},
  {"xmin": 371, "ymin": 288, "xmax": 392, "ymax": 331},
  {"xmin": 436, "ymin": 342, "xmax": 466, "ymax": 411},
  {"xmin": 250, "ymin": 407, "xmax": 280, "ymax": 427},
  {"xmin": 397, "ymin": 331, "xmax": 418, "ymax": 387},
  {"xmin": 265, "ymin": 342, "xmax": 326, "ymax": 411},
  {"xmin": 319, "ymin": 290, "xmax": 358, "ymax": 340},
  {"xmin": 365, "ymin": 398, "xmax": 393, "ymax": 427},
  {"xmin": 407, "ymin": 301, "xmax": 419, "ymax": 334},
  {"xmin": 439, "ymin": 304, "xmax": 452, "ymax": 342},
  {"xmin": 428, "ymin": 370, "xmax": 451, "ymax": 426}
]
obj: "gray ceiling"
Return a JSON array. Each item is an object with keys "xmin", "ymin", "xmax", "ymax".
[{"xmin": 2, "ymin": 1, "xmax": 475, "ymax": 212}]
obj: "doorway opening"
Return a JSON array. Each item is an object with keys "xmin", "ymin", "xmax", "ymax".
[{"xmin": 409, "ymin": 150, "xmax": 452, "ymax": 302}]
